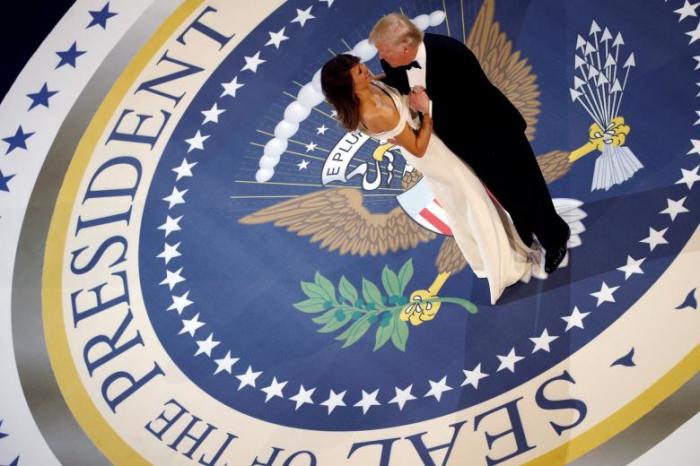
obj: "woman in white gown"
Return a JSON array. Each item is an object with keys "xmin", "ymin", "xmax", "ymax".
[{"xmin": 321, "ymin": 54, "xmax": 543, "ymax": 304}]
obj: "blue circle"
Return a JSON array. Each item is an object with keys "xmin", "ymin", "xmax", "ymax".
[{"xmin": 139, "ymin": 0, "xmax": 699, "ymax": 430}]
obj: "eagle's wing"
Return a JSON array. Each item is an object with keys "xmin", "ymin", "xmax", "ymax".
[
  {"xmin": 239, "ymin": 188, "xmax": 436, "ymax": 256},
  {"xmin": 536, "ymin": 149, "xmax": 574, "ymax": 183},
  {"xmin": 435, "ymin": 236, "xmax": 468, "ymax": 274},
  {"xmin": 466, "ymin": 0, "xmax": 541, "ymax": 141}
]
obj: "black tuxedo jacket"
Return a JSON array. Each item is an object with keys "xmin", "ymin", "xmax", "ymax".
[{"xmin": 380, "ymin": 33, "xmax": 526, "ymax": 173}]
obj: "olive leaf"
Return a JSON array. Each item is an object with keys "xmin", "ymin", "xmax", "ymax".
[
  {"xmin": 362, "ymin": 278, "xmax": 384, "ymax": 307},
  {"xmin": 381, "ymin": 265, "xmax": 401, "ymax": 298},
  {"xmin": 314, "ymin": 271, "xmax": 336, "ymax": 303},
  {"xmin": 338, "ymin": 275, "xmax": 358, "ymax": 304},
  {"xmin": 293, "ymin": 297, "xmax": 328, "ymax": 313},
  {"xmin": 397, "ymin": 259, "xmax": 414, "ymax": 295}
]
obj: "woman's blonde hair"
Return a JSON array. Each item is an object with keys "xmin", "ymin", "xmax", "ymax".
[{"xmin": 369, "ymin": 12, "xmax": 423, "ymax": 47}]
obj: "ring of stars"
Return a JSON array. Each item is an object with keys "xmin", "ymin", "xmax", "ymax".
[{"xmin": 144, "ymin": 1, "xmax": 697, "ymax": 419}]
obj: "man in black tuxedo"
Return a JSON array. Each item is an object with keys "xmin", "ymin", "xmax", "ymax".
[{"xmin": 369, "ymin": 13, "xmax": 569, "ymax": 274}]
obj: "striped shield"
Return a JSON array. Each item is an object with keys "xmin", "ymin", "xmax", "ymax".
[{"xmin": 396, "ymin": 177, "xmax": 453, "ymax": 236}]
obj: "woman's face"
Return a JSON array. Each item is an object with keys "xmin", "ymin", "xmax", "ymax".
[{"xmin": 350, "ymin": 62, "xmax": 372, "ymax": 89}]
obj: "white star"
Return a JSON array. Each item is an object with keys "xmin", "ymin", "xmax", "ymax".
[
  {"xmin": 236, "ymin": 366, "xmax": 262, "ymax": 390},
  {"xmin": 695, "ymin": 55, "xmax": 700, "ymax": 70},
  {"xmin": 617, "ymin": 255, "xmax": 646, "ymax": 280},
  {"xmin": 291, "ymin": 6, "xmax": 315, "ymax": 27},
  {"xmin": 590, "ymin": 282, "xmax": 620, "ymax": 307},
  {"xmin": 201, "ymin": 102, "xmax": 225, "ymax": 124},
  {"xmin": 354, "ymin": 389, "xmax": 381, "ymax": 414},
  {"xmin": 179, "ymin": 312, "xmax": 204, "ymax": 337},
  {"xmin": 214, "ymin": 351, "xmax": 239, "ymax": 375},
  {"xmin": 319, "ymin": 0, "xmax": 335, "ymax": 6},
  {"xmin": 388, "ymin": 385, "xmax": 416, "ymax": 410},
  {"xmin": 195, "ymin": 333, "xmax": 220, "ymax": 357},
  {"xmin": 172, "ymin": 158, "xmax": 197, "ymax": 181},
  {"xmin": 321, "ymin": 389, "xmax": 346, "ymax": 414},
  {"xmin": 660, "ymin": 197, "xmax": 689, "ymax": 221},
  {"xmin": 305, "ymin": 141, "xmax": 317, "ymax": 152},
  {"xmin": 562, "ymin": 306, "xmax": 590, "ymax": 331},
  {"xmin": 265, "ymin": 27, "xmax": 289, "ymax": 49},
  {"xmin": 461, "ymin": 364, "xmax": 489, "ymax": 389},
  {"xmin": 330, "ymin": 110, "xmax": 338, "ymax": 118},
  {"xmin": 221, "ymin": 76, "xmax": 244, "ymax": 98},
  {"xmin": 675, "ymin": 1, "xmax": 699, "ymax": 21},
  {"xmin": 241, "ymin": 52, "xmax": 265, "ymax": 73},
  {"xmin": 185, "ymin": 130, "xmax": 209, "ymax": 152},
  {"xmin": 167, "ymin": 291, "xmax": 193, "ymax": 315},
  {"xmin": 297, "ymin": 160, "xmax": 309, "ymax": 170},
  {"xmin": 695, "ymin": 112, "xmax": 700, "ymax": 126},
  {"xmin": 158, "ymin": 215, "xmax": 183, "ymax": 237},
  {"xmin": 688, "ymin": 139, "xmax": 700, "ymax": 154},
  {"xmin": 157, "ymin": 241, "xmax": 181, "ymax": 264},
  {"xmin": 316, "ymin": 124, "xmax": 328, "ymax": 135},
  {"xmin": 160, "ymin": 267, "xmax": 185, "ymax": 290},
  {"xmin": 530, "ymin": 329, "xmax": 559, "ymax": 353},
  {"xmin": 162, "ymin": 186, "xmax": 188, "ymax": 209},
  {"xmin": 676, "ymin": 165, "xmax": 700, "ymax": 189},
  {"xmin": 261, "ymin": 377, "xmax": 288, "ymax": 402},
  {"xmin": 289, "ymin": 385, "xmax": 316, "ymax": 410},
  {"xmin": 640, "ymin": 227, "xmax": 669, "ymax": 251},
  {"xmin": 686, "ymin": 21, "xmax": 700, "ymax": 43},
  {"xmin": 424, "ymin": 376, "xmax": 452, "ymax": 401},
  {"xmin": 696, "ymin": 83, "xmax": 700, "ymax": 98},
  {"xmin": 496, "ymin": 348, "xmax": 524, "ymax": 373}
]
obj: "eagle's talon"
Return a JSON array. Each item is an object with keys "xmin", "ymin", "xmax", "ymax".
[{"xmin": 401, "ymin": 289, "xmax": 442, "ymax": 326}]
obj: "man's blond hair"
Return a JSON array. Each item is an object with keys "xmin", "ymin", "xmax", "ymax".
[{"xmin": 369, "ymin": 13, "xmax": 423, "ymax": 47}]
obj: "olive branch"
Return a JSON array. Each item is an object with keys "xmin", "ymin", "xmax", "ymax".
[{"xmin": 293, "ymin": 259, "xmax": 477, "ymax": 352}]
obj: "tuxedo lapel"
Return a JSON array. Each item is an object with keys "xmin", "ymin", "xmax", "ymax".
[
  {"xmin": 392, "ymin": 67, "xmax": 410, "ymax": 94},
  {"xmin": 381, "ymin": 59, "xmax": 410, "ymax": 94},
  {"xmin": 423, "ymin": 34, "xmax": 436, "ymax": 94}
]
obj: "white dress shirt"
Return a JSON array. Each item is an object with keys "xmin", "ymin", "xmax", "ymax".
[
  {"xmin": 406, "ymin": 42, "xmax": 432, "ymax": 116},
  {"xmin": 406, "ymin": 42, "xmax": 427, "ymax": 88}
]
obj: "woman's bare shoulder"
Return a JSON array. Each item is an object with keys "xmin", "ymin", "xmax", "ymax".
[{"xmin": 362, "ymin": 107, "xmax": 399, "ymax": 134}]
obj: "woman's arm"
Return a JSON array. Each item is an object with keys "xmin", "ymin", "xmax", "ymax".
[{"xmin": 392, "ymin": 112, "xmax": 432, "ymax": 158}]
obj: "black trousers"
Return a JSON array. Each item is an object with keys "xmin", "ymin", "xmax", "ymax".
[{"xmin": 475, "ymin": 133, "xmax": 569, "ymax": 252}]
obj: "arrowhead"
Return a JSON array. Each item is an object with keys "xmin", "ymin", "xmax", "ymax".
[
  {"xmin": 587, "ymin": 65, "xmax": 600, "ymax": 80},
  {"xmin": 601, "ymin": 27, "xmax": 613, "ymax": 42},
  {"xmin": 597, "ymin": 73, "xmax": 610, "ymax": 86},
  {"xmin": 584, "ymin": 41, "xmax": 597, "ymax": 55},
  {"xmin": 574, "ymin": 55, "xmax": 587, "ymax": 69},
  {"xmin": 611, "ymin": 79, "xmax": 623, "ymax": 93},
  {"xmin": 613, "ymin": 32, "xmax": 625, "ymax": 47},
  {"xmin": 624, "ymin": 53, "xmax": 636, "ymax": 68},
  {"xmin": 574, "ymin": 76, "xmax": 587, "ymax": 89},
  {"xmin": 570, "ymin": 88, "xmax": 583, "ymax": 102},
  {"xmin": 576, "ymin": 35, "xmax": 587, "ymax": 50},
  {"xmin": 604, "ymin": 54, "xmax": 617, "ymax": 68},
  {"xmin": 589, "ymin": 20, "xmax": 601, "ymax": 35}
]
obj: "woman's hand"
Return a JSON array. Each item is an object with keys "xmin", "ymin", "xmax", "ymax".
[{"xmin": 409, "ymin": 87, "xmax": 430, "ymax": 114}]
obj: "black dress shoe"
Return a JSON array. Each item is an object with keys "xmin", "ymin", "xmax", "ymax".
[
  {"xmin": 544, "ymin": 245, "xmax": 567, "ymax": 274},
  {"xmin": 545, "ymin": 223, "xmax": 571, "ymax": 274}
]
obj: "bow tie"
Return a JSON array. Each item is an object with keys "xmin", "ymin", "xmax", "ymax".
[{"xmin": 400, "ymin": 60, "xmax": 422, "ymax": 71}]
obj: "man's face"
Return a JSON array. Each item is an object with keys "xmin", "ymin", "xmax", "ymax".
[{"xmin": 376, "ymin": 40, "xmax": 416, "ymax": 68}]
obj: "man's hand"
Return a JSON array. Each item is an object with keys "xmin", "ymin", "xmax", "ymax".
[{"xmin": 409, "ymin": 87, "xmax": 430, "ymax": 114}]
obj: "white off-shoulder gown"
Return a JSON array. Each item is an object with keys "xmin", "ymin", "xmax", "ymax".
[{"xmin": 367, "ymin": 81, "xmax": 543, "ymax": 304}]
